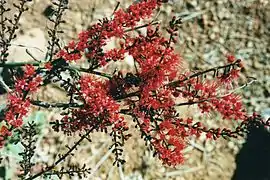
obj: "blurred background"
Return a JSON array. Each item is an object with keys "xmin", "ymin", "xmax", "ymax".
[{"xmin": 0, "ymin": 0, "xmax": 269, "ymax": 179}]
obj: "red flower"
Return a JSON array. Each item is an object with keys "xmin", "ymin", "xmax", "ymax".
[
  {"xmin": 0, "ymin": 126, "xmax": 12, "ymax": 137},
  {"xmin": 206, "ymin": 132, "xmax": 212, "ymax": 139},
  {"xmin": 0, "ymin": 0, "xmax": 257, "ymax": 168},
  {"xmin": 24, "ymin": 65, "xmax": 36, "ymax": 78},
  {"xmin": 104, "ymin": 48, "xmax": 126, "ymax": 61},
  {"xmin": 44, "ymin": 62, "xmax": 52, "ymax": 70},
  {"xmin": 68, "ymin": 40, "xmax": 76, "ymax": 49},
  {"xmin": 226, "ymin": 54, "xmax": 236, "ymax": 63}
]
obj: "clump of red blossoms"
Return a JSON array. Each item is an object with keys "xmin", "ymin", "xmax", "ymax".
[
  {"xmin": 1, "ymin": 65, "xmax": 42, "ymax": 147},
  {"xmin": 1, "ymin": 0, "xmax": 269, "ymax": 168}
]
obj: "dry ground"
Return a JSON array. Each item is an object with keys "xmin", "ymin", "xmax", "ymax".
[{"xmin": 1, "ymin": 0, "xmax": 270, "ymax": 179}]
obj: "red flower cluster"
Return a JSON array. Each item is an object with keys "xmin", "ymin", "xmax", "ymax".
[
  {"xmin": 152, "ymin": 119, "xmax": 186, "ymax": 166},
  {"xmin": 210, "ymin": 94, "xmax": 246, "ymax": 120},
  {"xmin": 60, "ymin": 76, "xmax": 128, "ymax": 133},
  {"xmin": 2, "ymin": 0, "xmax": 261, "ymax": 168},
  {"xmin": 52, "ymin": 0, "xmax": 250, "ymax": 166},
  {"xmin": 56, "ymin": 0, "xmax": 162, "ymax": 64},
  {"xmin": 1, "ymin": 65, "xmax": 41, "ymax": 147}
]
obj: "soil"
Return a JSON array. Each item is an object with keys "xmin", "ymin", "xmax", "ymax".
[{"xmin": 1, "ymin": 0, "xmax": 270, "ymax": 180}]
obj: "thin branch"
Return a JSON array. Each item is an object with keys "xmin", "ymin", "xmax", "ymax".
[
  {"xmin": 118, "ymin": 164, "xmax": 125, "ymax": 180},
  {"xmin": 175, "ymin": 76, "xmax": 257, "ymax": 106},
  {"xmin": 26, "ymin": 128, "xmax": 95, "ymax": 180},
  {"xmin": 114, "ymin": 60, "xmax": 244, "ymax": 101},
  {"xmin": 1, "ymin": 0, "xmax": 31, "ymax": 63},
  {"xmin": 0, "ymin": 76, "xmax": 11, "ymax": 92},
  {"xmin": 30, "ymin": 100, "xmax": 83, "ymax": 109},
  {"xmin": 70, "ymin": 66, "xmax": 112, "ymax": 79},
  {"xmin": 0, "ymin": 61, "xmax": 40, "ymax": 67},
  {"xmin": 124, "ymin": 20, "xmax": 160, "ymax": 33},
  {"xmin": 46, "ymin": 0, "xmax": 68, "ymax": 61},
  {"xmin": 167, "ymin": 60, "xmax": 242, "ymax": 87},
  {"xmin": 0, "ymin": 61, "xmax": 111, "ymax": 79},
  {"xmin": 111, "ymin": 1, "xmax": 120, "ymax": 16},
  {"xmin": 88, "ymin": 147, "xmax": 113, "ymax": 178},
  {"xmin": 30, "ymin": 100, "xmax": 132, "ymax": 116}
]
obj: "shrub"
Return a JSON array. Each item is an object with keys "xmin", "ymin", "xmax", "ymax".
[{"xmin": 0, "ymin": 0, "xmax": 268, "ymax": 179}]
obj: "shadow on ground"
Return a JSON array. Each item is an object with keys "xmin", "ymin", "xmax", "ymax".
[{"xmin": 232, "ymin": 125, "xmax": 270, "ymax": 180}]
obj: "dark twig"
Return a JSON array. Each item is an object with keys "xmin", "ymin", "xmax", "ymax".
[
  {"xmin": 46, "ymin": 0, "xmax": 68, "ymax": 61},
  {"xmin": 30, "ymin": 100, "xmax": 83, "ymax": 109},
  {"xmin": 26, "ymin": 128, "xmax": 95, "ymax": 180},
  {"xmin": 0, "ymin": 0, "xmax": 32, "ymax": 63},
  {"xmin": 18, "ymin": 122, "xmax": 39, "ymax": 179},
  {"xmin": 167, "ymin": 59, "xmax": 242, "ymax": 87}
]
